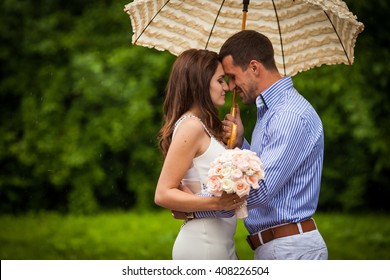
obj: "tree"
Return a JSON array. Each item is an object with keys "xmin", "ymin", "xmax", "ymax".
[
  {"xmin": 293, "ymin": 0, "xmax": 390, "ymax": 211},
  {"xmin": 0, "ymin": 0, "xmax": 388, "ymax": 214},
  {"xmin": 0, "ymin": 0, "xmax": 175, "ymax": 213}
]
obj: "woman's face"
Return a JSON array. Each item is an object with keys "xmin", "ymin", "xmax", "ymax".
[{"xmin": 210, "ymin": 63, "xmax": 229, "ymax": 107}]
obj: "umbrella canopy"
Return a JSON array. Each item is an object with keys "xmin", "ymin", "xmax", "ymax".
[{"xmin": 124, "ymin": 0, "xmax": 364, "ymax": 76}]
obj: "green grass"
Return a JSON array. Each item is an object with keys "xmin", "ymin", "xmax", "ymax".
[{"xmin": 1, "ymin": 211, "xmax": 389, "ymax": 260}]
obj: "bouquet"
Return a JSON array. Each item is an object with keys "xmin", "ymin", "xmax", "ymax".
[{"xmin": 206, "ymin": 148, "xmax": 265, "ymax": 219}]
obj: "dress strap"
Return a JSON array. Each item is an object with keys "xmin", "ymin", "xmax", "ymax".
[
  {"xmin": 173, "ymin": 115, "xmax": 226, "ymax": 148},
  {"xmin": 173, "ymin": 114, "xmax": 213, "ymax": 138}
]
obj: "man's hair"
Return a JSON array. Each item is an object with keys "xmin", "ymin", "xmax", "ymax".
[{"xmin": 219, "ymin": 30, "xmax": 277, "ymax": 71}]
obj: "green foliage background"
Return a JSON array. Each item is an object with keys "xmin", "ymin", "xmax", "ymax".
[
  {"xmin": 0, "ymin": 0, "xmax": 389, "ymax": 214},
  {"xmin": 1, "ymin": 212, "xmax": 390, "ymax": 260}
]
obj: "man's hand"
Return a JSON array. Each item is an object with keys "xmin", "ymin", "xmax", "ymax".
[{"xmin": 222, "ymin": 104, "xmax": 244, "ymax": 147}]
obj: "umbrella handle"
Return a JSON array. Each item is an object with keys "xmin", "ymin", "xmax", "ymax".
[{"xmin": 227, "ymin": 91, "xmax": 238, "ymax": 149}]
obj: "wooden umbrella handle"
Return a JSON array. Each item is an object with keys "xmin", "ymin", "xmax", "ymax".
[{"xmin": 227, "ymin": 91, "xmax": 238, "ymax": 149}]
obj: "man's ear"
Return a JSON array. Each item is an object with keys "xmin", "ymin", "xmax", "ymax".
[{"xmin": 249, "ymin": 60, "xmax": 262, "ymax": 76}]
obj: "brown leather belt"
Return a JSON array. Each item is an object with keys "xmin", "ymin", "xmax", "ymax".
[{"xmin": 246, "ymin": 219, "xmax": 317, "ymax": 250}]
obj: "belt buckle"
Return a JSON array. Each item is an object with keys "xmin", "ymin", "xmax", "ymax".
[{"xmin": 246, "ymin": 235, "xmax": 256, "ymax": 250}]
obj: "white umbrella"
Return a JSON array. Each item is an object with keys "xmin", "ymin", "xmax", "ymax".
[
  {"xmin": 124, "ymin": 0, "xmax": 364, "ymax": 77},
  {"xmin": 124, "ymin": 0, "xmax": 364, "ymax": 148}
]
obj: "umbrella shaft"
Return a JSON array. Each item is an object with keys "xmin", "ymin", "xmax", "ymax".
[{"xmin": 242, "ymin": 12, "xmax": 247, "ymax": 30}]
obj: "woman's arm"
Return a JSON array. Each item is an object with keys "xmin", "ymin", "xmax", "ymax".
[{"xmin": 154, "ymin": 118, "xmax": 242, "ymax": 212}]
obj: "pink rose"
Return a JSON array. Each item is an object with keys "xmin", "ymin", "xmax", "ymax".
[
  {"xmin": 231, "ymin": 168, "xmax": 243, "ymax": 179},
  {"xmin": 208, "ymin": 162, "xmax": 223, "ymax": 177},
  {"xmin": 207, "ymin": 176, "xmax": 223, "ymax": 196},
  {"xmin": 245, "ymin": 175, "xmax": 260, "ymax": 189},
  {"xmin": 234, "ymin": 179, "xmax": 251, "ymax": 197},
  {"xmin": 236, "ymin": 158, "xmax": 250, "ymax": 172},
  {"xmin": 249, "ymin": 159, "xmax": 262, "ymax": 171}
]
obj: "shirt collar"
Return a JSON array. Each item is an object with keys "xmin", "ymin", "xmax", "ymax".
[
  {"xmin": 256, "ymin": 76, "xmax": 293, "ymax": 110},
  {"xmin": 255, "ymin": 93, "xmax": 266, "ymax": 109}
]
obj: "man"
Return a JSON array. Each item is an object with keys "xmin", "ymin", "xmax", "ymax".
[
  {"xmin": 174, "ymin": 30, "xmax": 328, "ymax": 260},
  {"xmin": 218, "ymin": 30, "xmax": 328, "ymax": 259}
]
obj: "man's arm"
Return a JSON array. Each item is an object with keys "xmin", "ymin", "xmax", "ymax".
[{"xmin": 246, "ymin": 112, "xmax": 315, "ymax": 208}]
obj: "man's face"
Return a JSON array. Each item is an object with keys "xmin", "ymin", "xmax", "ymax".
[{"xmin": 221, "ymin": 55, "xmax": 258, "ymax": 104}]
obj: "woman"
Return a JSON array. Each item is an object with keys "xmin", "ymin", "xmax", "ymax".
[{"xmin": 155, "ymin": 49, "xmax": 244, "ymax": 259}]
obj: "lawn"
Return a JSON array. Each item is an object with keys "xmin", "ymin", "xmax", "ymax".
[{"xmin": 1, "ymin": 211, "xmax": 389, "ymax": 260}]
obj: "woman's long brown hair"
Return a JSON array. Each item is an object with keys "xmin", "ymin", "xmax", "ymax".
[{"xmin": 158, "ymin": 49, "xmax": 224, "ymax": 158}]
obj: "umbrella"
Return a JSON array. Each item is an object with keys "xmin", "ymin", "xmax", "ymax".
[
  {"xmin": 124, "ymin": 0, "xmax": 364, "ymax": 77},
  {"xmin": 124, "ymin": 0, "xmax": 364, "ymax": 147}
]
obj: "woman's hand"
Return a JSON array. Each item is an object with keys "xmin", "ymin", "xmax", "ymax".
[
  {"xmin": 216, "ymin": 192, "xmax": 247, "ymax": 211},
  {"xmin": 171, "ymin": 192, "xmax": 247, "ymax": 219}
]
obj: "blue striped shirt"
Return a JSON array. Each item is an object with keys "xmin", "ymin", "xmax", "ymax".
[
  {"xmin": 196, "ymin": 76, "xmax": 324, "ymax": 234},
  {"xmin": 242, "ymin": 76, "xmax": 324, "ymax": 233}
]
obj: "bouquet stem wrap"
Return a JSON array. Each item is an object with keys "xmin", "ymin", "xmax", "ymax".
[{"xmin": 235, "ymin": 201, "xmax": 248, "ymax": 219}]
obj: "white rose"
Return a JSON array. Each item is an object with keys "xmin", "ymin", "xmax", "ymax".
[
  {"xmin": 221, "ymin": 178, "xmax": 235, "ymax": 193},
  {"xmin": 221, "ymin": 163, "xmax": 234, "ymax": 178}
]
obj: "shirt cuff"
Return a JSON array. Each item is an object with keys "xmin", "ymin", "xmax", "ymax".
[
  {"xmin": 194, "ymin": 209, "xmax": 235, "ymax": 218},
  {"xmin": 195, "ymin": 191, "xmax": 236, "ymax": 218}
]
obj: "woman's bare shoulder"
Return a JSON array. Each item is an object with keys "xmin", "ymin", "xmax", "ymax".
[{"xmin": 174, "ymin": 116, "xmax": 205, "ymax": 137}]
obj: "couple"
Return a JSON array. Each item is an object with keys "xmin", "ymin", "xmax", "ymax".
[{"xmin": 155, "ymin": 30, "xmax": 328, "ymax": 260}]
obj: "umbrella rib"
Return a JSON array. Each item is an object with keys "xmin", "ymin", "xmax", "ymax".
[
  {"xmin": 205, "ymin": 0, "xmax": 226, "ymax": 49},
  {"xmin": 271, "ymin": 0, "xmax": 286, "ymax": 76},
  {"xmin": 134, "ymin": 0, "xmax": 171, "ymax": 44},
  {"xmin": 323, "ymin": 11, "xmax": 351, "ymax": 65}
]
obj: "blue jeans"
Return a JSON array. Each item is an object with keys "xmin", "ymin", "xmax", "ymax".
[{"xmin": 254, "ymin": 230, "xmax": 328, "ymax": 260}]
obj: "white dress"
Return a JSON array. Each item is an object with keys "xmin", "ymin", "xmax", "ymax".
[{"xmin": 171, "ymin": 115, "xmax": 237, "ymax": 260}]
